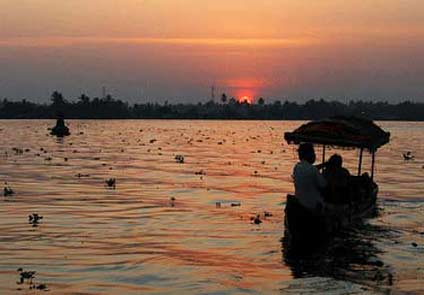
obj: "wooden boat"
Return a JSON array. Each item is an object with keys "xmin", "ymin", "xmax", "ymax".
[
  {"xmin": 283, "ymin": 116, "xmax": 390, "ymax": 247},
  {"xmin": 50, "ymin": 118, "xmax": 70, "ymax": 137}
]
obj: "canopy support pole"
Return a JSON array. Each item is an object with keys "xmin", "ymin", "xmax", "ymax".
[
  {"xmin": 371, "ymin": 151, "xmax": 376, "ymax": 180},
  {"xmin": 322, "ymin": 145, "xmax": 326, "ymax": 164},
  {"xmin": 358, "ymin": 148, "xmax": 364, "ymax": 176}
]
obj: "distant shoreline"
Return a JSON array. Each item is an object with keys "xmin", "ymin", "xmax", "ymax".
[
  {"xmin": 1, "ymin": 118, "xmax": 423, "ymax": 122},
  {"xmin": 1, "ymin": 92, "xmax": 423, "ymax": 121}
]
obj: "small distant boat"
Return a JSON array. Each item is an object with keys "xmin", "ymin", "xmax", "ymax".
[
  {"xmin": 50, "ymin": 118, "xmax": 70, "ymax": 137},
  {"xmin": 283, "ymin": 116, "xmax": 390, "ymax": 248}
]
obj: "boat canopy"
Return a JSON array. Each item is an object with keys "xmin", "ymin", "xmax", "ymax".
[{"xmin": 284, "ymin": 116, "xmax": 390, "ymax": 152}]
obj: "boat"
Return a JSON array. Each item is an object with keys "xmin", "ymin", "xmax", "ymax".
[
  {"xmin": 283, "ymin": 116, "xmax": 390, "ymax": 248},
  {"xmin": 50, "ymin": 118, "xmax": 70, "ymax": 137}
]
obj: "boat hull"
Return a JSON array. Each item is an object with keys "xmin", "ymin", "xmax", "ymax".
[
  {"xmin": 50, "ymin": 126, "xmax": 70, "ymax": 137},
  {"xmin": 284, "ymin": 183, "xmax": 378, "ymax": 248}
]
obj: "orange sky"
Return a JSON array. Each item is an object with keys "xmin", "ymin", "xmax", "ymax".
[{"xmin": 1, "ymin": 0, "xmax": 423, "ymax": 102}]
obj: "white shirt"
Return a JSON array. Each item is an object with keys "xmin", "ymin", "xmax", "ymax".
[{"xmin": 293, "ymin": 160, "xmax": 327, "ymax": 211}]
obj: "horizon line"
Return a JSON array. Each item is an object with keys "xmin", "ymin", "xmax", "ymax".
[{"xmin": 0, "ymin": 36, "xmax": 317, "ymax": 48}]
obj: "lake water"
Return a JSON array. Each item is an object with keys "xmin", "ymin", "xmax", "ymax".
[{"xmin": 0, "ymin": 120, "xmax": 422, "ymax": 294}]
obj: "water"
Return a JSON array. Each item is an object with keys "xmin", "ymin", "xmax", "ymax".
[{"xmin": 0, "ymin": 120, "xmax": 422, "ymax": 294}]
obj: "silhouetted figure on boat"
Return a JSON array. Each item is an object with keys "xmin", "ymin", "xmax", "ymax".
[
  {"xmin": 323, "ymin": 154, "xmax": 351, "ymax": 204},
  {"xmin": 50, "ymin": 115, "xmax": 70, "ymax": 137},
  {"xmin": 284, "ymin": 117, "xmax": 390, "ymax": 249},
  {"xmin": 292, "ymin": 143, "xmax": 328, "ymax": 214}
]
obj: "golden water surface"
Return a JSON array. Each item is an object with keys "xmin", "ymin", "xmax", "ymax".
[{"xmin": 0, "ymin": 120, "xmax": 422, "ymax": 294}]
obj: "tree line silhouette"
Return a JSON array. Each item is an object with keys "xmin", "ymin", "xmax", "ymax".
[{"xmin": 0, "ymin": 91, "xmax": 423, "ymax": 120}]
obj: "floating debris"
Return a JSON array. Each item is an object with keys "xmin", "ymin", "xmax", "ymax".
[
  {"xmin": 105, "ymin": 178, "xmax": 116, "ymax": 189},
  {"xmin": 403, "ymin": 151, "xmax": 415, "ymax": 161},
  {"xmin": 216, "ymin": 202, "xmax": 221, "ymax": 208},
  {"xmin": 194, "ymin": 170, "xmax": 206, "ymax": 175},
  {"xmin": 17, "ymin": 268, "xmax": 48, "ymax": 291},
  {"xmin": 17, "ymin": 268, "xmax": 36, "ymax": 285},
  {"xmin": 28, "ymin": 213, "xmax": 43, "ymax": 226},
  {"xmin": 3, "ymin": 183, "xmax": 15, "ymax": 196},
  {"xmin": 231, "ymin": 203, "xmax": 241, "ymax": 207},
  {"xmin": 12, "ymin": 147, "xmax": 24, "ymax": 155},
  {"xmin": 76, "ymin": 173, "xmax": 90, "ymax": 178},
  {"xmin": 175, "ymin": 155, "xmax": 185, "ymax": 164},
  {"xmin": 251, "ymin": 215, "xmax": 262, "ymax": 224},
  {"xmin": 412, "ymin": 242, "xmax": 418, "ymax": 247},
  {"xmin": 170, "ymin": 197, "xmax": 176, "ymax": 207},
  {"xmin": 34, "ymin": 283, "xmax": 48, "ymax": 290},
  {"xmin": 264, "ymin": 211, "xmax": 273, "ymax": 217}
]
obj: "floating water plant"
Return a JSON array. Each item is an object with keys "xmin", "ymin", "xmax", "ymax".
[
  {"xmin": 170, "ymin": 197, "xmax": 176, "ymax": 207},
  {"xmin": 76, "ymin": 173, "xmax": 90, "ymax": 178},
  {"xmin": 105, "ymin": 178, "xmax": 116, "ymax": 189},
  {"xmin": 175, "ymin": 155, "xmax": 185, "ymax": 164},
  {"xmin": 17, "ymin": 268, "xmax": 35, "ymax": 285},
  {"xmin": 251, "ymin": 215, "xmax": 262, "ymax": 224},
  {"xmin": 28, "ymin": 213, "xmax": 43, "ymax": 226},
  {"xmin": 403, "ymin": 151, "xmax": 414, "ymax": 161},
  {"xmin": 3, "ymin": 183, "xmax": 15, "ymax": 197},
  {"xmin": 17, "ymin": 268, "xmax": 48, "ymax": 291},
  {"xmin": 264, "ymin": 211, "xmax": 273, "ymax": 217},
  {"xmin": 12, "ymin": 147, "xmax": 24, "ymax": 155}
]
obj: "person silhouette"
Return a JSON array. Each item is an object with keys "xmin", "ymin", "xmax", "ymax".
[
  {"xmin": 323, "ymin": 154, "xmax": 350, "ymax": 204},
  {"xmin": 292, "ymin": 143, "xmax": 327, "ymax": 213}
]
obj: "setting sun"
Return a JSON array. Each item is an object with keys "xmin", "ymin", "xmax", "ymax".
[{"xmin": 239, "ymin": 95, "xmax": 253, "ymax": 104}]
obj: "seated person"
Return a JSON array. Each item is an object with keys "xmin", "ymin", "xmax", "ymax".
[
  {"xmin": 323, "ymin": 154, "xmax": 350, "ymax": 204},
  {"xmin": 292, "ymin": 143, "xmax": 327, "ymax": 213}
]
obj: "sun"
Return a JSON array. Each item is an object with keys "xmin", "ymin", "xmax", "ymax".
[{"xmin": 239, "ymin": 95, "xmax": 253, "ymax": 104}]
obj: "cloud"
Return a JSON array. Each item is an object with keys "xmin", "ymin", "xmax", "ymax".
[{"xmin": 0, "ymin": 36, "xmax": 317, "ymax": 48}]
